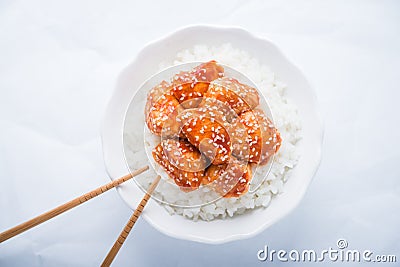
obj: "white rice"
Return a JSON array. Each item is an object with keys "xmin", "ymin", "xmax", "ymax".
[{"xmin": 130, "ymin": 43, "xmax": 301, "ymax": 221}]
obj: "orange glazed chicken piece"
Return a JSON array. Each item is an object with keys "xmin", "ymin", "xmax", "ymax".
[
  {"xmin": 172, "ymin": 61, "xmax": 224, "ymax": 108},
  {"xmin": 145, "ymin": 81, "xmax": 183, "ymax": 137},
  {"xmin": 204, "ymin": 160, "xmax": 252, "ymax": 198},
  {"xmin": 204, "ymin": 77, "xmax": 260, "ymax": 116},
  {"xmin": 233, "ymin": 109, "xmax": 281, "ymax": 165},
  {"xmin": 145, "ymin": 80, "xmax": 170, "ymax": 116},
  {"xmin": 178, "ymin": 107, "xmax": 232, "ymax": 165},
  {"xmin": 152, "ymin": 139, "xmax": 207, "ymax": 191}
]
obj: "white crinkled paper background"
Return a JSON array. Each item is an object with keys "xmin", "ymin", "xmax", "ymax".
[{"xmin": 1, "ymin": 0, "xmax": 399, "ymax": 266}]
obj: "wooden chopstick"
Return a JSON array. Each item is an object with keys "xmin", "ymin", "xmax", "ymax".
[
  {"xmin": 0, "ymin": 165, "xmax": 149, "ymax": 243},
  {"xmin": 101, "ymin": 175, "xmax": 161, "ymax": 267}
]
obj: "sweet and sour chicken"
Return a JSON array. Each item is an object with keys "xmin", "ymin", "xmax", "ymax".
[
  {"xmin": 152, "ymin": 139, "xmax": 206, "ymax": 191},
  {"xmin": 145, "ymin": 81, "xmax": 182, "ymax": 137},
  {"xmin": 172, "ymin": 60, "xmax": 224, "ymax": 108},
  {"xmin": 145, "ymin": 61, "xmax": 281, "ymax": 198}
]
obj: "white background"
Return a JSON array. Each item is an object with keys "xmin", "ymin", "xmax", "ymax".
[{"xmin": 1, "ymin": 0, "xmax": 399, "ymax": 266}]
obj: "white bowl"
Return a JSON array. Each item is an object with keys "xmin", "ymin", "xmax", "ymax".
[{"xmin": 101, "ymin": 25, "xmax": 323, "ymax": 244}]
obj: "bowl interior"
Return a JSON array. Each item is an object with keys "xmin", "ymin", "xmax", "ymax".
[{"xmin": 101, "ymin": 25, "xmax": 323, "ymax": 244}]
